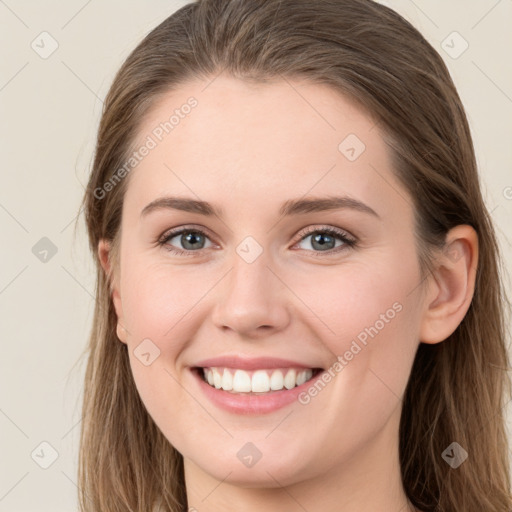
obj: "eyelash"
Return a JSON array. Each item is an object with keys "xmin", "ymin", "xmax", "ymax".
[{"xmin": 157, "ymin": 225, "xmax": 357, "ymax": 258}]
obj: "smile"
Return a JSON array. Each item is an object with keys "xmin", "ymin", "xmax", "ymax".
[{"xmin": 199, "ymin": 367, "xmax": 323, "ymax": 394}]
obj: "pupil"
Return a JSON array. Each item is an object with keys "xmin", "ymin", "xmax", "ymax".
[
  {"xmin": 183, "ymin": 232, "xmax": 203, "ymax": 249},
  {"xmin": 313, "ymin": 233, "xmax": 334, "ymax": 251}
]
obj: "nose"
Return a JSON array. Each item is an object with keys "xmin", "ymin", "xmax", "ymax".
[{"xmin": 211, "ymin": 249, "xmax": 291, "ymax": 338}]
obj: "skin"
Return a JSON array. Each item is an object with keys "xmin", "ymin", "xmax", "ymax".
[{"xmin": 99, "ymin": 74, "xmax": 478, "ymax": 512}]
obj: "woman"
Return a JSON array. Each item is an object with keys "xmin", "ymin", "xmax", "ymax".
[{"xmin": 78, "ymin": 0, "xmax": 512, "ymax": 510}]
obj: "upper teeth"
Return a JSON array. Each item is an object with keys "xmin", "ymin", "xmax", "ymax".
[{"xmin": 202, "ymin": 367, "xmax": 314, "ymax": 393}]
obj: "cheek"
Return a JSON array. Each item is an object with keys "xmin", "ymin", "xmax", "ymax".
[
  {"xmin": 119, "ymin": 258, "xmax": 221, "ymax": 411},
  {"xmin": 288, "ymin": 256, "xmax": 422, "ymax": 466},
  {"xmin": 296, "ymin": 251, "xmax": 422, "ymax": 401},
  {"xmin": 292, "ymin": 253, "xmax": 420, "ymax": 348},
  {"xmin": 119, "ymin": 259, "xmax": 201, "ymax": 440},
  {"xmin": 120, "ymin": 257, "xmax": 204, "ymax": 341},
  {"xmin": 118, "ymin": 258, "xmax": 192, "ymax": 384}
]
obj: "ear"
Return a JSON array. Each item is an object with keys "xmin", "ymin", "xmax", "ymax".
[
  {"xmin": 419, "ymin": 225, "xmax": 479, "ymax": 344},
  {"xmin": 98, "ymin": 238, "xmax": 127, "ymax": 344}
]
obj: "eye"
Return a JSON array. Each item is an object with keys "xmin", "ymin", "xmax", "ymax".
[
  {"xmin": 158, "ymin": 225, "xmax": 357, "ymax": 257},
  {"xmin": 158, "ymin": 226, "xmax": 214, "ymax": 256},
  {"xmin": 293, "ymin": 226, "xmax": 357, "ymax": 256}
]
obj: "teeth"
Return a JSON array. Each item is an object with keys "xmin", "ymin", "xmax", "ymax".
[
  {"xmin": 252, "ymin": 370, "xmax": 270, "ymax": 392},
  {"xmin": 232, "ymin": 369, "xmax": 252, "ymax": 392},
  {"xmin": 202, "ymin": 367, "xmax": 315, "ymax": 393},
  {"xmin": 284, "ymin": 369, "xmax": 296, "ymax": 390},
  {"xmin": 213, "ymin": 370, "xmax": 222, "ymax": 389},
  {"xmin": 270, "ymin": 370, "xmax": 284, "ymax": 390},
  {"xmin": 221, "ymin": 369, "xmax": 233, "ymax": 390},
  {"xmin": 296, "ymin": 369, "xmax": 307, "ymax": 386}
]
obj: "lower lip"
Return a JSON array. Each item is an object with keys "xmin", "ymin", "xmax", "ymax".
[{"xmin": 190, "ymin": 368, "xmax": 325, "ymax": 415}]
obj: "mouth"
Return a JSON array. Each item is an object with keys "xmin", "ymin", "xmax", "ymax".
[{"xmin": 192, "ymin": 366, "xmax": 324, "ymax": 395}]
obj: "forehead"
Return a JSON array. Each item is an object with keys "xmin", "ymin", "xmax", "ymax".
[{"xmin": 124, "ymin": 75, "xmax": 410, "ymax": 224}]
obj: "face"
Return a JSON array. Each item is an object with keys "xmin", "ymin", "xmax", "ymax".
[{"xmin": 106, "ymin": 75, "xmax": 429, "ymax": 488}]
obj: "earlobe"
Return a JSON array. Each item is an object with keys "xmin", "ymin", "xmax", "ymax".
[
  {"xmin": 116, "ymin": 322, "xmax": 128, "ymax": 344},
  {"xmin": 419, "ymin": 225, "xmax": 479, "ymax": 344},
  {"xmin": 98, "ymin": 238, "xmax": 127, "ymax": 344}
]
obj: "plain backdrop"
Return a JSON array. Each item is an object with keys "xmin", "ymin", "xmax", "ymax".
[{"xmin": 1, "ymin": 1, "xmax": 511, "ymax": 510}]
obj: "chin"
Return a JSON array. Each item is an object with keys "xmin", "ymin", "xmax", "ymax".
[{"xmin": 190, "ymin": 451, "xmax": 316, "ymax": 488}]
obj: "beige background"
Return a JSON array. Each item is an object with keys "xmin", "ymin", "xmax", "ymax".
[{"xmin": 0, "ymin": 1, "xmax": 511, "ymax": 510}]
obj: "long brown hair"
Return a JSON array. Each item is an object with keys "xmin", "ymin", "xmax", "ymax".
[{"xmin": 77, "ymin": 0, "xmax": 512, "ymax": 510}]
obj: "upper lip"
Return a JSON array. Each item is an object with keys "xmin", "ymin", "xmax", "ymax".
[{"xmin": 192, "ymin": 355, "xmax": 323, "ymax": 371}]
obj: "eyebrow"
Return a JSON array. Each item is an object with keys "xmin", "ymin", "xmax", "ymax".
[{"xmin": 140, "ymin": 195, "xmax": 380, "ymax": 219}]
